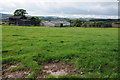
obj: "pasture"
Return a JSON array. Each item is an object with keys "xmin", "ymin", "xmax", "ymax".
[{"xmin": 2, "ymin": 25, "xmax": 118, "ymax": 78}]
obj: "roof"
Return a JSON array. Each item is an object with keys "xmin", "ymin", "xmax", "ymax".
[
  {"xmin": 9, "ymin": 16, "xmax": 27, "ymax": 19},
  {"xmin": 9, "ymin": 16, "xmax": 22, "ymax": 19},
  {"xmin": 42, "ymin": 21, "xmax": 70, "ymax": 24},
  {"xmin": 50, "ymin": 21, "xmax": 70, "ymax": 24}
]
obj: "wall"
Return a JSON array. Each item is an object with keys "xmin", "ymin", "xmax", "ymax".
[{"xmin": 112, "ymin": 24, "xmax": 120, "ymax": 28}]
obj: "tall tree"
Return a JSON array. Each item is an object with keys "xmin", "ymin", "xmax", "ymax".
[{"xmin": 14, "ymin": 9, "xmax": 27, "ymax": 16}]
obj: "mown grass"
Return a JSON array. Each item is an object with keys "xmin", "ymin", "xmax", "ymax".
[{"xmin": 2, "ymin": 25, "xmax": 118, "ymax": 78}]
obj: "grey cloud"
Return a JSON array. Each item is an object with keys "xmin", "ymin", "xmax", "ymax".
[
  {"xmin": 0, "ymin": 1, "xmax": 118, "ymax": 18},
  {"xmin": 39, "ymin": 2, "xmax": 118, "ymax": 16}
]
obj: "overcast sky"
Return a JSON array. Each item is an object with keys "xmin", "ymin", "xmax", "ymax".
[{"xmin": 0, "ymin": 0, "xmax": 119, "ymax": 19}]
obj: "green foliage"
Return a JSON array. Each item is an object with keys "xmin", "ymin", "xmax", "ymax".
[
  {"xmin": 14, "ymin": 9, "xmax": 27, "ymax": 16},
  {"xmin": 114, "ymin": 22, "xmax": 120, "ymax": 24},
  {"xmin": 46, "ymin": 75, "xmax": 56, "ymax": 78},
  {"xmin": 82, "ymin": 21, "xmax": 113, "ymax": 27},
  {"xmin": 71, "ymin": 19, "xmax": 82, "ymax": 27},
  {"xmin": 2, "ymin": 25, "xmax": 118, "ymax": 78},
  {"xmin": 9, "ymin": 65, "xmax": 24, "ymax": 71},
  {"xmin": 35, "ymin": 17, "xmax": 41, "ymax": 23},
  {"xmin": 26, "ymin": 72, "xmax": 35, "ymax": 78}
]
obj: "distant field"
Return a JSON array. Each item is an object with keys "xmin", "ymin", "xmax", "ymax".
[{"xmin": 2, "ymin": 25, "xmax": 118, "ymax": 78}]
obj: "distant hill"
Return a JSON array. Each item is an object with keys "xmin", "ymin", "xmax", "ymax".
[
  {"xmin": 0, "ymin": 13, "xmax": 12, "ymax": 22},
  {"xmin": 0, "ymin": 13, "xmax": 12, "ymax": 18},
  {"xmin": 38, "ymin": 16, "xmax": 72, "ymax": 22},
  {"xmin": 0, "ymin": 13, "xmax": 118, "ymax": 23}
]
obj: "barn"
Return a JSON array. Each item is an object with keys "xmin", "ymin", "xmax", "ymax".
[
  {"xmin": 41, "ymin": 21, "xmax": 70, "ymax": 27},
  {"xmin": 9, "ymin": 16, "xmax": 39, "ymax": 26}
]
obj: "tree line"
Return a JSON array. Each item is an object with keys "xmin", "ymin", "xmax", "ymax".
[{"xmin": 11, "ymin": 9, "xmax": 120, "ymax": 27}]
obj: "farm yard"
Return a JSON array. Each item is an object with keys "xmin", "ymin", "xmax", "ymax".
[{"xmin": 2, "ymin": 25, "xmax": 118, "ymax": 78}]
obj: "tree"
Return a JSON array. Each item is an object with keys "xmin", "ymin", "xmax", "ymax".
[
  {"xmin": 14, "ymin": 9, "xmax": 27, "ymax": 16},
  {"xmin": 71, "ymin": 19, "xmax": 82, "ymax": 27},
  {"xmin": 35, "ymin": 17, "xmax": 41, "ymax": 23},
  {"xmin": 34, "ymin": 17, "xmax": 41, "ymax": 26}
]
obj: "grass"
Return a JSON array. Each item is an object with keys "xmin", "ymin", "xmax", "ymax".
[{"xmin": 2, "ymin": 25, "xmax": 118, "ymax": 78}]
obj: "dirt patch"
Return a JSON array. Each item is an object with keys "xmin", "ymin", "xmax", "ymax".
[
  {"xmin": 2, "ymin": 70, "xmax": 31, "ymax": 78},
  {"xmin": 2, "ymin": 63, "xmax": 20, "ymax": 72},
  {"xmin": 2, "ymin": 63, "xmax": 31, "ymax": 78},
  {"xmin": 36, "ymin": 62, "xmax": 84, "ymax": 78}
]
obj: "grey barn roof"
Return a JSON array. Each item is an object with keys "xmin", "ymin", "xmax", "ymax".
[
  {"xmin": 9, "ymin": 16, "xmax": 35, "ymax": 20},
  {"xmin": 9, "ymin": 16, "xmax": 23, "ymax": 19},
  {"xmin": 42, "ymin": 21, "xmax": 70, "ymax": 24}
]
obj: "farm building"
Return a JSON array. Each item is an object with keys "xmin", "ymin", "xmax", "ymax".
[
  {"xmin": 9, "ymin": 16, "xmax": 39, "ymax": 26},
  {"xmin": 41, "ymin": 21, "xmax": 70, "ymax": 27},
  {"xmin": 112, "ymin": 23, "xmax": 120, "ymax": 28}
]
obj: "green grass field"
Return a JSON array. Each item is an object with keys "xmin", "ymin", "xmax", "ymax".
[{"xmin": 2, "ymin": 25, "xmax": 118, "ymax": 78}]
